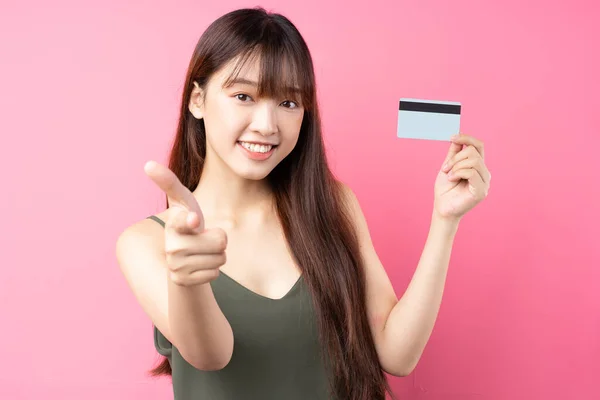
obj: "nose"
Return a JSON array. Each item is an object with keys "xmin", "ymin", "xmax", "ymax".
[{"xmin": 250, "ymin": 101, "xmax": 278, "ymax": 136}]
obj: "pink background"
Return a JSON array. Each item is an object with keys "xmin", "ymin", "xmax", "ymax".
[{"xmin": 1, "ymin": 0, "xmax": 598, "ymax": 399}]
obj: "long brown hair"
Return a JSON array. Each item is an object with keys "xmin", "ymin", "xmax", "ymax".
[{"xmin": 150, "ymin": 7, "xmax": 395, "ymax": 400}]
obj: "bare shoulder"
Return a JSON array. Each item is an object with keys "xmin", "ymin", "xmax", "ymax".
[
  {"xmin": 335, "ymin": 181, "xmax": 378, "ymax": 265},
  {"xmin": 337, "ymin": 180, "xmax": 356, "ymax": 203},
  {"xmin": 336, "ymin": 181, "xmax": 368, "ymax": 234},
  {"xmin": 115, "ymin": 212, "xmax": 169, "ymax": 277},
  {"xmin": 115, "ymin": 211, "xmax": 172, "ymax": 342},
  {"xmin": 117, "ymin": 211, "xmax": 169, "ymax": 246}
]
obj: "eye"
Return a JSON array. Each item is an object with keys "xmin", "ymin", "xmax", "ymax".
[
  {"xmin": 282, "ymin": 100, "xmax": 299, "ymax": 109},
  {"xmin": 235, "ymin": 94, "xmax": 253, "ymax": 102}
]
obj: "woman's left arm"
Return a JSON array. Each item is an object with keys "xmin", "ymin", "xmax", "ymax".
[{"xmin": 346, "ymin": 133, "xmax": 491, "ymax": 377}]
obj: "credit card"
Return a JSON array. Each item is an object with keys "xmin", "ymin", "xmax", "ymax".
[{"xmin": 397, "ymin": 98, "xmax": 461, "ymax": 141}]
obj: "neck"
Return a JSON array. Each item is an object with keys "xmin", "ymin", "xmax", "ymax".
[{"xmin": 192, "ymin": 154, "xmax": 275, "ymax": 228}]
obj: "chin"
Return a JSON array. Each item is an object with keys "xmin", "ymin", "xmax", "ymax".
[
  {"xmin": 233, "ymin": 166, "xmax": 274, "ymax": 181},
  {"xmin": 229, "ymin": 146, "xmax": 290, "ymax": 181}
]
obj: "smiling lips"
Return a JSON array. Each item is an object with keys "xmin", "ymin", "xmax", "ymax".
[{"xmin": 237, "ymin": 141, "xmax": 277, "ymax": 160}]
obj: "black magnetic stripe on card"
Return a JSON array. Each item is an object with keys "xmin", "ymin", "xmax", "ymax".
[{"xmin": 399, "ymin": 101, "xmax": 461, "ymax": 115}]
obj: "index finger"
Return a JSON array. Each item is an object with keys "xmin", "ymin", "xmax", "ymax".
[
  {"xmin": 144, "ymin": 161, "xmax": 202, "ymax": 216},
  {"xmin": 442, "ymin": 141, "xmax": 464, "ymax": 168},
  {"xmin": 450, "ymin": 133, "xmax": 485, "ymax": 159}
]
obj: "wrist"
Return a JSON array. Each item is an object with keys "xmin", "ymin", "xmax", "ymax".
[{"xmin": 431, "ymin": 210, "xmax": 461, "ymax": 236}]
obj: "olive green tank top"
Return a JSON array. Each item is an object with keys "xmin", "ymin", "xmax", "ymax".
[{"xmin": 147, "ymin": 215, "xmax": 332, "ymax": 400}]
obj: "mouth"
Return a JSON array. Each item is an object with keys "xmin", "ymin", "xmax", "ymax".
[
  {"xmin": 237, "ymin": 141, "xmax": 278, "ymax": 154},
  {"xmin": 237, "ymin": 141, "xmax": 278, "ymax": 160}
]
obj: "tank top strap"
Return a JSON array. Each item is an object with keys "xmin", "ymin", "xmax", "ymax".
[{"xmin": 147, "ymin": 215, "xmax": 166, "ymax": 228}]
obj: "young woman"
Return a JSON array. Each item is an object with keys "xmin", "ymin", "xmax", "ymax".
[{"xmin": 116, "ymin": 7, "xmax": 491, "ymax": 400}]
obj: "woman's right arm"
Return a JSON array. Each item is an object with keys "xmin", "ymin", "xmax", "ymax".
[{"xmin": 115, "ymin": 218, "xmax": 234, "ymax": 371}]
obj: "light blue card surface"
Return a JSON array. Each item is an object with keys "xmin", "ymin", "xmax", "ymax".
[{"xmin": 397, "ymin": 98, "xmax": 461, "ymax": 141}]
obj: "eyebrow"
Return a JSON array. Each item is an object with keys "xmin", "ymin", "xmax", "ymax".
[{"xmin": 226, "ymin": 77, "xmax": 301, "ymax": 93}]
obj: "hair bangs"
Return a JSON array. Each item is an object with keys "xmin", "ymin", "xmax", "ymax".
[{"xmin": 222, "ymin": 43, "xmax": 313, "ymax": 110}]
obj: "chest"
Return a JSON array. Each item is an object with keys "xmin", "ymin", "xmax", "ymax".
[{"xmin": 208, "ymin": 220, "xmax": 302, "ymax": 300}]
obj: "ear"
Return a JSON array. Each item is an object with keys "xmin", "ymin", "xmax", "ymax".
[{"xmin": 188, "ymin": 81, "xmax": 205, "ymax": 120}]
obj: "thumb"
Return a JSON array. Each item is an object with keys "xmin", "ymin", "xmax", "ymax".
[
  {"xmin": 167, "ymin": 207, "xmax": 203, "ymax": 235},
  {"xmin": 186, "ymin": 211, "xmax": 202, "ymax": 231}
]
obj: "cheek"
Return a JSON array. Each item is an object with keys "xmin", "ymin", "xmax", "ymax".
[
  {"xmin": 207, "ymin": 98, "xmax": 247, "ymax": 144},
  {"xmin": 217, "ymin": 102, "xmax": 239, "ymax": 131},
  {"xmin": 276, "ymin": 132, "xmax": 300, "ymax": 161},
  {"xmin": 280, "ymin": 115, "xmax": 303, "ymax": 146}
]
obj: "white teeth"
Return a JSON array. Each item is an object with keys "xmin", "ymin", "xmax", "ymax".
[{"xmin": 240, "ymin": 142, "xmax": 273, "ymax": 153}]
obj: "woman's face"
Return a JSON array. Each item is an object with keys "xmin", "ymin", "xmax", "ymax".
[{"xmin": 188, "ymin": 55, "xmax": 305, "ymax": 181}]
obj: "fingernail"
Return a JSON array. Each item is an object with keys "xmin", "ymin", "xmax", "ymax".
[
  {"xmin": 442, "ymin": 163, "xmax": 448, "ymax": 171},
  {"xmin": 144, "ymin": 161, "xmax": 155, "ymax": 171}
]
